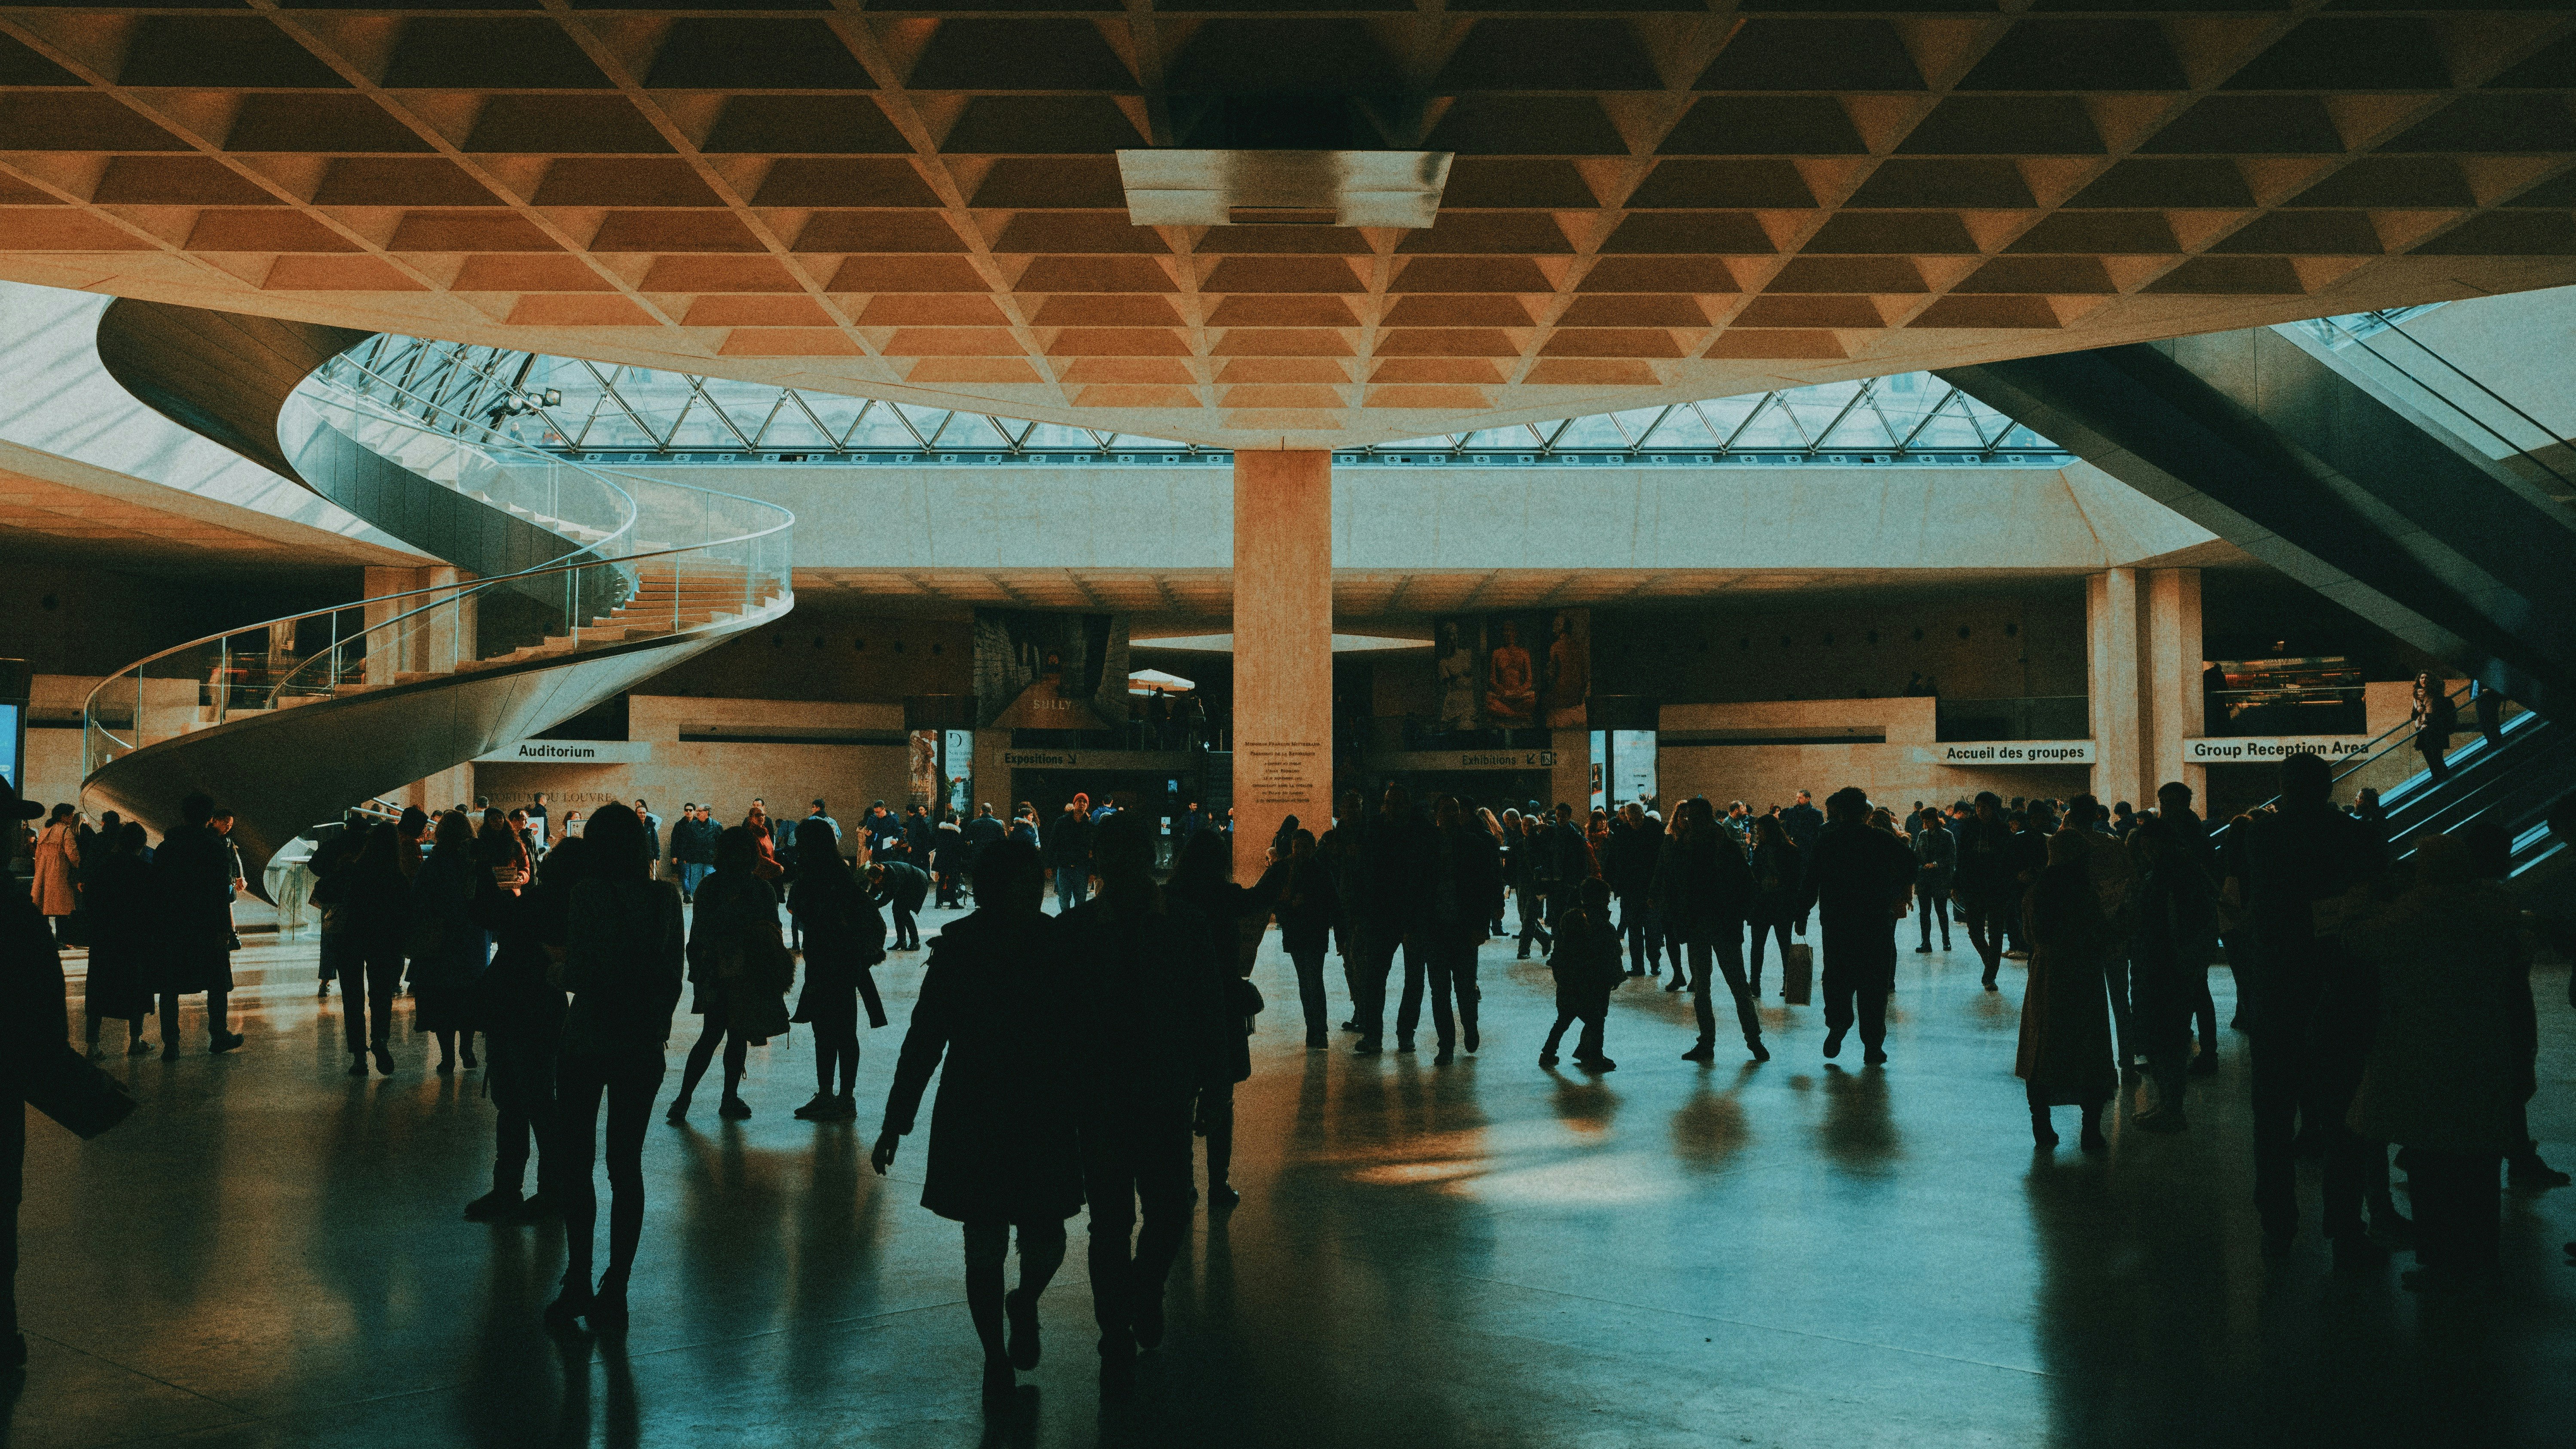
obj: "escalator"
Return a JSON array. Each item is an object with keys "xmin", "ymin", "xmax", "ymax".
[
  {"xmin": 78, "ymin": 304, "xmax": 794, "ymax": 894},
  {"xmin": 1939, "ymin": 307, "xmax": 2576, "ymax": 890}
]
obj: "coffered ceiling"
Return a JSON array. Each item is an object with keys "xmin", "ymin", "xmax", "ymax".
[{"xmin": 3, "ymin": 4, "xmax": 2573, "ymax": 447}]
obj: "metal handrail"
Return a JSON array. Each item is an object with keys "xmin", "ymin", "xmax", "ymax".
[
  {"xmin": 2211, "ymin": 683, "xmax": 2475, "ymax": 832},
  {"xmin": 83, "ymin": 344, "xmax": 794, "ymax": 778},
  {"xmin": 2297, "ymin": 313, "xmax": 2576, "ymax": 502}
]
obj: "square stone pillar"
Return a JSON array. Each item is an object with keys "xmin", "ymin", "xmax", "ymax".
[
  {"xmin": 2086, "ymin": 567, "xmax": 2148, "ymax": 810},
  {"xmin": 2144, "ymin": 567, "xmax": 2206, "ymax": 805},
  {"xmin": 1233, "ymin": 450, "xmax": 1334, "ymax": 883}
]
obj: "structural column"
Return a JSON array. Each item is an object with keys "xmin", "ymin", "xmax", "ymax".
[
  {"xmin": 1232, "ymin": 450, "xmax": 1334, "ymax": 883},
  {"xmin": 2143, "ymin": 567, "xmax": 2206, "ymax": 806},
  {"xmin": 2086, "ymin": 567, "xmax": 2148, "ymax": 810}
]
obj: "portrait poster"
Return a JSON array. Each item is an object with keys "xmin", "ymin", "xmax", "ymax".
[
  {"xmin": 908, "ymin": 730, "xmax": 939, "ymax": 810},
  {"xmin": 1441, "ymin": 609, "xmax": 1588, "ymax": 730},
  {"xmin": 972, "ymin": 610, "xmax": 1129, "ymax": 731}
]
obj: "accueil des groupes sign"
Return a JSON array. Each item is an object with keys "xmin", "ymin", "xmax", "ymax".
[
  {"xmin": 2184, "ymin": 737, "xmax": 2371, "ymax": 763},
  {"xmin": 1912, "ymin": 741, "xmax": 2097, "ymax": 766}
]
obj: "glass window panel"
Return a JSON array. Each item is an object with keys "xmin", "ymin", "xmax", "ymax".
[
  {"xmin": 664, "ymin": 397, "xmax": 741, "ymax": 447},
  {"xmin": 1608, "ymin": 406, "xmax": 1668, "ymax": 444},
  {"xmin": 1021, "ymin": 423, "xmax": 1102, "ymax": 449},
  {"xmin": 796, "ymin": 392, "xmax": 866, "ymax": 445},
  {"xmin": 1728, "ymin": 400, "xmax": 1811, "ymax": 449},
  {"xmin": 1907, "ymin": 399, "xmax": 1990, "ymax": 449},
  {"xmin": 1994, "ymin": 422, "xmax": 2055, "ymax": 450},
  {"xmin": 1550, "ymin": 414, "xmax": 1630, "ymax": 449},
  {"xmin": 893, "ymin": 404, "xmax": 951, "ymax": 442},
  {"xmin": 936, "ymin": 415, "xmax": 1010, "ymax": 449},
  {"xmin": 1633, "ymin": 410, "xmax": 1712, "ymax": 447},
  {"xmin": 844, "ymin": 403, "xmax": 926, "ymax": 447},
  {"xmin": 1098, "ymin": 432, "xmax": 1190, "ymax": 449},
  {"xmin": 1373, "ymin": 435, "xmax": 1456, "ymax": 450},
  {"xmin": 755, "ymin": 405, "xmax": 831, "ymax": 449},
  {"xmin": 1694, "ymin": 395, "xmax": 1764, "ymax": 440},
  {"xmin": 1459, "ymin": 426, "xmax": 1540, "ymax": 449},
  {"xmin": 1820, "ymin": 404, "xmax": 1901, "ymax": 451}
]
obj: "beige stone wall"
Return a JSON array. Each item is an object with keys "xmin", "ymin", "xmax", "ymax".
[{"xmin": 1651, "ymin": 697, "xmax": 2083, "ymax": 815}]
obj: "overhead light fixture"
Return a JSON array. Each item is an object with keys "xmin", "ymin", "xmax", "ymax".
[{"xmin": 1116, "ymin": 150, "xmax": 1451, "ymax": 229}]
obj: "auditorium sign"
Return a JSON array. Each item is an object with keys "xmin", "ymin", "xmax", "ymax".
[
  {"xmin": 474, "ymin": 740, "xmax": 654, "ymax": 764},
  {"xmin": 2183, "ymin": 736, "xmax": 2372, "ymax": 763},
  {"xmin": 1912, "ymin": 740, "xmax": 2096, "ymax": 765}
]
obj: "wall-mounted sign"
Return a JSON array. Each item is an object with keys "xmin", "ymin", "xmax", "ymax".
[
  {"xmin": 1366, "ymin": 750, "xmax": 1558, "ymax": 772},
  {"xmin": 474, "ymin": 740, "xmax": 654, "ymax": 765},
  {"xmin": 1913, "ymin": 740, "xmax": 2096, "ymax": 766},
  {"xmin": 2184, "ymin": 736, "xmax": 2373, "ymax": 763}
]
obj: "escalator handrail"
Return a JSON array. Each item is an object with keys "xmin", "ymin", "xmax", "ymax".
[
  {"xmin": 2208, "ymin": 682, "xmax": 2475, "ymax": 838},
  {"xmin": 2299, "ymin": 313, "xmax": 2576, "ymax": 501}
]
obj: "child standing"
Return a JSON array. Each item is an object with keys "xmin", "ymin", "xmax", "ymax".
[{"xmin": 1540, "ymin": 877, "xmax": 1623, "ymax": 1071}]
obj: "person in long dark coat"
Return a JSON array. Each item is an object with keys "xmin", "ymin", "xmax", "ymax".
[
  {"xmin": 340, "ymin": 822, "xmax": 410, "ymax": 1075},
  {"xmin": 79, "ymin": 823, "xmax": 154, "ymax": 1057},
  {"xmin": 407, "ymin": 811, "xmax": 484, "ymax": 1073},
  {"xmin": 2125, "ymin": 815, "xmax": 2218, "ymax": 1132},
  {"xmin": 2019, "ymin": 831, "xmax": 2117, "ymax": 1151},
  {"xmin": 1061, "ymin": 810, "xmax": 1230, "ymax": 1397},
  {"xmin": 547, "ymin": 804, "xmax": 685, "ymax": 1332},
  {"xmin": 1798, "ymin": 787, "xmax": 1918, "ymax": 1065},
  {"xmin": 791, "ymin": 817, "xmax": 887, "ymax": 1122},
  {"xmin": 1166, "ymin": 830, "xmax": 1289, "ymax": 1201},
  {"xmin": 1276, "ymin": 828, "xmax": 1337, "ymax": 1048},
  {"xmin": 147, "ymin": 793, "xmax": 242, "ymax": 1058},
  {"xmin": 671, "ymin": 827, "xmax": 789, "ymax": 1122},
  {"xmin": 1410, "ymin": 795, "xmax": 1502, "ymax": 1066},
  {"xmin": 465, "ymin": 820, "xmax": 566, "ymax": 1222},
  {"xmin": 1655, "ymin": 798, "xmax": 1768, "ymax": 1064},
  {"xmin": 872, "ymin": 836, "xmax": 1081, "ymax": 1402}
]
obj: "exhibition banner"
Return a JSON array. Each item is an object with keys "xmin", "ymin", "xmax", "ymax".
[
  {"xmin": 1434, "ymin": 609, "xmax": 1590, "ymax": 730},
  {"xmin": 972, "ymin": 609, "xmax": 1130, "ymax": 731}
]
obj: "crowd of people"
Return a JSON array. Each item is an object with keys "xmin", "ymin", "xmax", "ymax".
[{"xmin": 5, "ymin": 750, "xmax": 2572, "ymax": 1389}]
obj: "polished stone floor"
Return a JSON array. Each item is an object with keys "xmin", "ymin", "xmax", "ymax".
[{"xmin": 13, "ymin": 905, "xmax": 2576, "ymax": 1449}]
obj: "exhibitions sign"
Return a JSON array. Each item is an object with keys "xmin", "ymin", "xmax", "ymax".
[
  {"xmin": 474, "ymin": 740, "xmax": 653, "ymax": 764},
  {"xmin": 1368, "ymin": 750, "xmax": 1558, "ymax": 772},
  {"xmin": 1913, "ymin": 740, "xmax": 2096, "ymax": 766},
  {"xmin": 2183, "ymin": 736, "xmax": 2372, "ymax": 763}
]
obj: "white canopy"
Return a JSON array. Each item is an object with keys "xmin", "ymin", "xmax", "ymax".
[{"xmin": 1128, "ymin": 668, "xmax": 1195, "ymax": 694}]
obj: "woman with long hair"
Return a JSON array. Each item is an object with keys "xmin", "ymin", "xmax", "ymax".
[
  {"xmin": 2409, "ymin": 670, "xmax": 2458, "ymax": 783},
  {"xmin": 1745, "ymin": 814, "xmax": 1802, "ymax": 999},
  {"xmin": 670, "ymin": 825, "xmax": 792, "ymax": 1122},
  {"xmin": 408, "ymin": 811, "xmax": 484, "ymax": 1073},
  {"xmin": 1276, "ymin": 828, "xmax": 1337, "ymax": 1049},
  {"xmin": 31, "ymin": 803, "xmax": 80, "ymax": 945},
  {"xmin": 547, "ymin": 803, "xmax": 684, "ymax": 1330},
  {"xmin": 789, "ymin": 816, "xmax": 886, "ymax": 1122},
  {"xmin": 1652, "ymin": 798, "xmax": 1768, "ymax": 1064},
  {"xmin": 466, "ymin": 819, "xmax": 567, "ymax": 1222}
]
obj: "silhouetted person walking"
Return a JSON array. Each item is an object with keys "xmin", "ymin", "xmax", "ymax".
[
  {"xmin": 1350, "ymin": 785, "xmax": 1428, "ymax": 1055},
  {"xmin": 671, "ymin": 827, "xmax": 791, "ymax": 1123},
  {"xmin": 2019, "ymin": 831, "xmax": 2115, "ymax": 1151},
  {"xmin": 791, "ymin": 818, "xmax": 887, "ymax": 1122},
  {"xmin": 2410, "ymin": 672, "xmax": 2457, "ymax": 783},
  {"xmin": 874, "ymin": 837, "xmax": 1082, "ymax": 1401},
  {"xmin": 547, "ymin": 804, "xmax": 684, "ymax": 1331},
  {"xmin": 1745, "ymin": 814, "xmax": 1803, "ymax": 997},
  {"xmin": 1952, "ymin": 791, "xmax": 2016, "ymax": 990},
  {"xmin": 1413, "ymin": 796, "xmax": 1502, "ymax": 1065},
  {"xmin": 1655, "ymin": 798, "xmax": 1768, "ymax": 1064},
  {"xmin": 1166, "ymin": 830, "xmax": 1288, "ymax": 1200},
  {"xmin": 2241, "ymin": 751, "xmax": 2385, "ymax": 1267},
  {"xmin": 1799, "ymin": 788, "xmax": 1916, "ymax": 1065},
  {"xmin": 148, "ymin": 793, "xmax": 243, "ymax": 1058},
  {"xmin": 1061, "ymin": 810, "xmax": 1229, "ymax": 1396},
  {"xmin": 1911, "ymin": 810, "xmax": 1955, "ymax": 954},
  {"xmin": 409, "ymin": 811, "xmax": 483, "ymax": 1074},
  {"xmin": 2126, "ymin": 815, "xmax": 2218, "ymax": 1131}
]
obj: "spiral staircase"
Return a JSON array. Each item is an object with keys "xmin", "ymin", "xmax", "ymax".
[{"xmin": 77, "ymin": 302, "xmax": 794, "ymax": 895}]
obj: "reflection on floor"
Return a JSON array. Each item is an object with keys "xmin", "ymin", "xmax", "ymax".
[{"xmin": 14, "ymin": 907, "xmax": 2576, "ymax": 1448}]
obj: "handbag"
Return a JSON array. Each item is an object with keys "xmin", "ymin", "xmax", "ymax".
[
  {"xmin": 20, "ymin": 1043, "xmax": 139, "ymax": 1140},
  {"xmin": 1781, "ymin": 943, "xmax": 1815, "ymax": 1006},
  {"xmin": 733, "ymin": 984, "xmax": 792, "ymax": 1045},
  {"xmin": 1231, "ymin": 975, "xmax": 1265, "ymax": 1020}
]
